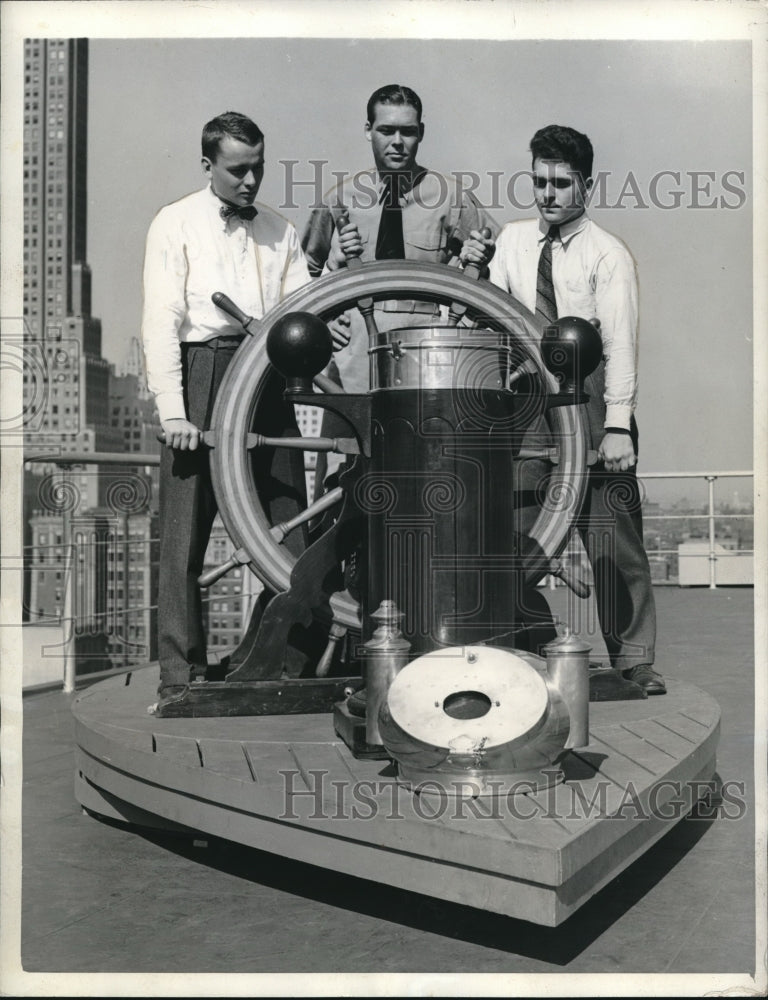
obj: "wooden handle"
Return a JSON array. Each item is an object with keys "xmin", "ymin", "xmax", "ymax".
[
  {"xmin": 447, "ymin": 228, "xmax": 493, "ymax": 325},
  {"xmin": 515, "ymin": 447, "xmax": 599, "ymax": 467},
  {"xmin": 462, "ymin": 226, "xmax": 492, "ymax": 281},
  {"xmin": 313, "ymin": 372, "xmax": 345, "ymax": 395},
  {"xmin": 270, "ymin": 487, "xmax": 344, "ymax": 543},
  {"xmin": 198, "ymin": 548, "xmax": 250, "ymax": 588},
  {"xmin": 315, "ymin": 622, "xmax": 348, "ymax": 677},
  {"xmin": 508, "ymin": 358, "xmax": 538, "ymax": 387},
  {"xmin": 212, "ymin": 291, "xmax": 254, "ymax": 331},
  {"xmin": 335, "ymin": 211, "xmax": 363, "ymax": 270}
]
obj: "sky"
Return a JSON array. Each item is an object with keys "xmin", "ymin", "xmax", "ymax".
[{"xmin": 84, "ymin": 33, "xmax": 754, "ymax": 496}]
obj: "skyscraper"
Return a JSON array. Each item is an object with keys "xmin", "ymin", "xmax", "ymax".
[
  {"xmin": 23, "ymin": 38, "xmax": 122, "ymax": 490},
  {"xmin": 23, "ymin": 38, "xmax": 123, "ymax": 631}
]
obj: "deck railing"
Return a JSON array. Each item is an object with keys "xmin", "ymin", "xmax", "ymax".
[
  {"xmin": 639, "ymin": 470, "xmax": 754, "ymax": 589},
  {"xmin": 22, "ymin": 450, "xmax": 753, "ymax": 692}
]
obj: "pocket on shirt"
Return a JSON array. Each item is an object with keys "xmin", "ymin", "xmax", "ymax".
[
  {"xmin": 404, "ymin": 237, "xmax": 447, "ymax": 261},
  {"xmin": 564, "ymin": 277, "xmax": 594, "ymax": 296},
  {"xmin": 562, "ymin": 280, "xmax": 598, "ymax": 320}
]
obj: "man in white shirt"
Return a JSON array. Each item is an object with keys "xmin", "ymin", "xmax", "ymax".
[
  {"xmin": 141, "ymin": 111, "xmax": 311, "ymax": 702},
  {"xmin": 461, "ymin": 124, "xmax": 663, "ymax": 694}
]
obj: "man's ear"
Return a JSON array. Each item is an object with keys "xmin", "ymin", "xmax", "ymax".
[
  {"xmin": 364, "ymin": 121, "xmax": 372, "ymax": 143},
  {"xmin": 418, "ymin": 121, "xmax": 425, "ymax": 142},
  {"xmin": 201, "ymin": 156, "xmax": 213, "ymax": 177}
]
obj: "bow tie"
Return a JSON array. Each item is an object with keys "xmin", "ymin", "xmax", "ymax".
[{"xmin": 219, "ymin": 203, "xmax": 258, "ymax": 222}]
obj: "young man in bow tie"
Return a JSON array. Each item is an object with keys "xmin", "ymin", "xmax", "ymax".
[
  {"xmin": 141, "ymin": 111, "xmax": 310, "ymax": 703},
  {"xmin": 461, "ymin": 124, "xmax": 664, "ymax": 695}
]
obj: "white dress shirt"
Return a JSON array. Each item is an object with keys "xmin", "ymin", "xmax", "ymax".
[
  {"xmin": 489, "ymin": 214, "xmax": 639, "ymax": 430},
  {"xmin": 141, "ymin": 185, "xmax": 310, "ymax": 422}
]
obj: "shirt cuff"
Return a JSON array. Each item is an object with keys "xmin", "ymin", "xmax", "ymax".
[
  {"xmin": 604, "ymin": 404, "xmax": 632, "ymax": 431},
  {"xmin": 155, "ymin": 392, "xmax": 187, "ymax": 423}
]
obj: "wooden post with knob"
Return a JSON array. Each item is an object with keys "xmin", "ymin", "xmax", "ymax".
[{"xmin": 448, "ymin": 226, "xmax": 492, "ymax": 324}]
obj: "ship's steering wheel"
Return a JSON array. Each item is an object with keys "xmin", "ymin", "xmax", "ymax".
[{"xmin": 207, "ymin": 260, "xmax": 597, "ymax": 634}]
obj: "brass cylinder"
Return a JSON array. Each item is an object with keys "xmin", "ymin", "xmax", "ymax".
[
  {"xmin": 362, "ymin": 600, "xmax": 411, "ymax": 746},
  {"xmin": 544, "ymin": 629, "xmax": 591, "ymax": 750}
]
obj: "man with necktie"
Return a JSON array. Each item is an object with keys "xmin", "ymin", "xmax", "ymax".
[
  {"xmin": 141, "ymin": 111, "xmax": 311, "ymax": 703},
  {"xmin": 461, "ymin": 124, "xmax": 664, "ymax": 694},
  {"xmin": 302, "ymin": 83, "xmax": 497, "ymax": 394}
]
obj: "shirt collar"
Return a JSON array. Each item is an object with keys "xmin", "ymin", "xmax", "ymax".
[
  {"xmin": 206, "ymin": 184, "xmax": 258, "ymax": 227},
  {"xmin": 537, "ymin": 211, "xmax": 589, "ymax": 245},
  {"xmin": 206, "ymin": 184, "xmax": 230, "ymax": 228},
  {"xmin": 206, "ymin": 183, "xmax": 223, "ymax": 209},
  {"xmin": 376, "ymin": 165, "xmax": 427, "ymax": 205}
]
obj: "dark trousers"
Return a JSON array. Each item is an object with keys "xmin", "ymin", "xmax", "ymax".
[
  {"xmin": 516, "ymin": 364, "xmax": 656, "ymax": 668},
  {"xmin": 158, "ymin": 338, "xmax": 309, "ymax": 690},
  {"xmin": 158, "ymin": 339, "xmax": 242, "ymax": 687},
  {"xmin": 577, "ymin": 459, "xmax": 657, "ymax": 670},
  {"xmin": 579, "ymin": 363, "xmax": 656, "ymax": 669}
]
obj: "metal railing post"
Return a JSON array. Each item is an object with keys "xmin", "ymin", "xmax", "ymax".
[
  {"xmin": 122, "ymin": 511, "xmax": 130, "ymax": 668},
  {"xmin": 706, "ymin": 475, "xmax": 718, "ymax": 590},
  {"xmin": 62, "ymin": 468, "xmax": 76, "ymax": 693}
]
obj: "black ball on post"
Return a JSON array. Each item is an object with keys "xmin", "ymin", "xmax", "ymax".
[
  {"xmin": 266, "ymin": 312, "xmax": 334, "ymax": 394},
  {"xmin": 541, "ymin": 316, "xmax": 603, "ymax": 400}
]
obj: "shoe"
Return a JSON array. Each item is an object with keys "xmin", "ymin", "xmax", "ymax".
[
  {"xmin": 622, "ymin": 665, "xmax": 667, "ymax": 695},
  {"xmin": 148, "ymin": 683, "xmax": 188, "ymax": 715},
  {"xmin": 157, "ymin": 683, "xmax": 188, "ymax": 701}
]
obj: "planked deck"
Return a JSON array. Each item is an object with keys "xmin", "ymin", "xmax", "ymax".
[{"xmin": 73, "ymin": 666, "xmax": 719, "ymax": 927}]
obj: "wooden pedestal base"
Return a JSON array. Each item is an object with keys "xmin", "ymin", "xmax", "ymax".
[
  {"xmin": 74, "ymin": 667, "xmax": 721, "ymax": 927},
  {"xmin": 154, "ymin": 676, "xmax": 359, "ymax": 718}
]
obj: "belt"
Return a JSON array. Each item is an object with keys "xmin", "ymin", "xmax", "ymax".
[
  {"xmin": 183, "ymin": 335, "xmax": 246, "ymax": 351},
  {"xmin": 376, "ymin": 299, "xmax": 440, "ymax": 314}
]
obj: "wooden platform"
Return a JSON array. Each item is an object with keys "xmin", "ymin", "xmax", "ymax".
[{"xmin": 72, "ymin": 666, "xmax": 720, "ymax": 927}]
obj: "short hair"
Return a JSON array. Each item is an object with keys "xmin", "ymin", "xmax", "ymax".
[
  {"xmin": 529, "ymin": 125, "xmax": 594, "ymax": 181},
  {"xmin": 202, "ymin": 112, "xmax": 264, "ymax": 161},
  {"xmin": 366, "ymin": 84, "xmax": 422, "ymax": 124}
]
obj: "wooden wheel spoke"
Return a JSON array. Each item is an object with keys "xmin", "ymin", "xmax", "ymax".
[
  {"xmin": 355, "ymin": 295, "xmax": 381, "ymax": 341},
  {"xmin": 247, "ymin": 434, "xmax": 358, "ymax": 455},
  {"xmin": 270, "ymin": 487, "xmax": 344, "ymax": 543}
]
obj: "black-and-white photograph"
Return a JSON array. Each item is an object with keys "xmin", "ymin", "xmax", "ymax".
[{"xmin": 1, "ymin": 1, "xmax": 765, "ymax": 996}]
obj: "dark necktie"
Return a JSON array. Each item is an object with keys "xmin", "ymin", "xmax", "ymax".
[
  {"xmin": 375, "ymin": 174, "xmax": 405, "ymax": 260},
  {"xmin": 220, "ymin": 203, "xmax": 258, "ymax": 222},
  {"xmin": 535, "ymin": 225, "xmax": 561, "ymax": 325}
]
